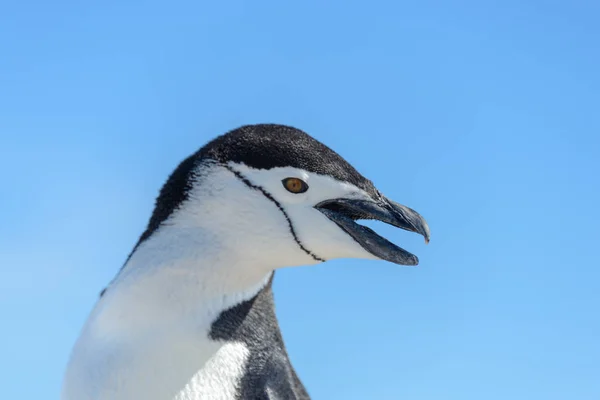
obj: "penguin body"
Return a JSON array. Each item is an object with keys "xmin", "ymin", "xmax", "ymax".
[{"xmin": 62, "ymin": 124, "xmax": 430, "ymax": 400}]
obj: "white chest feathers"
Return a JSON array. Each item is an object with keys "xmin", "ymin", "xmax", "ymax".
[
  {"xmin": 62, "ymin": 331, "xmax": 250, "ymax": 400},
  {"xmin": 61, "ymin": 262, "xmax": 267, "ymax": 400},
  {"xmin": 174, "ymin": 342, "xmax": 250, "ymax": 400},
  {"xmin": 61, "ymin": 219, "xmax": 272, "ymax": 400}
]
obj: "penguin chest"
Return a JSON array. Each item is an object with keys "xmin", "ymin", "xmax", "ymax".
[{"xmin": 174, "ymin": 342, "xmax": 251, "ymax": 400}]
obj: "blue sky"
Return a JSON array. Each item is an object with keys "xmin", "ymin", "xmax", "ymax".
[{"xmin": 1, "ymin": 0, "xmax": 599, "ymax": 399}]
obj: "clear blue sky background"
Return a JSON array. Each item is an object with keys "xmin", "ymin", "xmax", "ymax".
[{"xmin": 1, "ymin": 1, "xmax": 599, "ymax": 399}]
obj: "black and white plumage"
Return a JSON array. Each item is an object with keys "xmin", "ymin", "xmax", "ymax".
[{"xmin": 61, "ymin": 124, "xmax": 430, "ymax": 400}]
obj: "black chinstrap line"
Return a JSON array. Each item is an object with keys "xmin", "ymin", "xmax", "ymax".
[{"xmin": 223, "ymin": 165, "xmax": 325, "ymax": 263}]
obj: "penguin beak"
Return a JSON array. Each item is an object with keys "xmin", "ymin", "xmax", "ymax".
[{"xmin": 315, "ymin": 195, "xmax": 430, "ymax": 266}]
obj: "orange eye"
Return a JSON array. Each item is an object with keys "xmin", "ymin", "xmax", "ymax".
[{"xmin": 282, "ymin": 177, "xmax": 309, "ymax": 194}]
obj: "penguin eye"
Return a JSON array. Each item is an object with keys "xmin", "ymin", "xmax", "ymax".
[{"xmin": 282, "ymin": 177, "xmax": 309, "ymax": 194}]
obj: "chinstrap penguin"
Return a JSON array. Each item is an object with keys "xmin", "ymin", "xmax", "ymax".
[{"xmin": 61, "ymin": 124, "xmax": 430, "ymax": 400}]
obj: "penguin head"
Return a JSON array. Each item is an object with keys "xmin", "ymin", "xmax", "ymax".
[{"xmin": 137, "ymin": 124, "xmax": 430, "ymax": 271}]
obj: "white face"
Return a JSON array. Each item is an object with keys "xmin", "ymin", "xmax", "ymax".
[{"xmin": 171, "ymin": 161, "xmax": 379, "ymax": 272}]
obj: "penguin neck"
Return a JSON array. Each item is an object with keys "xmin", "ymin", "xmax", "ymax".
[
  {"xmin": 112, "ymin": 223, "xmax": 275, "ymax": 320},
  {"xmin": 62, "ymin": 224, "xmax": 277, "ymax": 400}
]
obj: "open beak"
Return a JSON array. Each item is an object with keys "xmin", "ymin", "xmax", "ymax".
[{"xmin": 315, "ymin": 195, "xmax": 430, "ymax": 266}]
